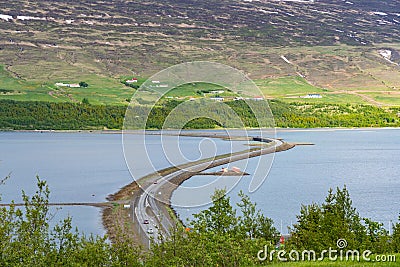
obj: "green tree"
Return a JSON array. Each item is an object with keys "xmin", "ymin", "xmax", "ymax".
[
  {"xmin": 79, "ymin": 81, "xmax": 88, "ymax": 88},
  {"xmin": 150, "ymin": 189, "xmax": 278, "ymax": 266},
  {"xmin": 237, "ymin": 190, "xmax": 278, "ymax": 242},
  {"xmin": 321, "ymin": 186, "xmax": 365, "ymax": 249},
  {"xmin": 363, "ymin": 218, "xmax": 389, "ymax": 253},
  {"xmin": 288, "ymin": 203, "xmax": 324, "ymax": 251},
  {"xmin": 81, "ymin": 98, "xmax": 90, "ymax": 105},
  {"xmin": 288, "ymin": 186, "xmax": 397, "ymax": 254},
  {"xmin": 392, "ymin": 216, "xmax": 400, "ymax": 253},
  {"xmin": 289, "ymin": 186, "xmax": 367, "ymax": 252},
  {"xmin": 191, "ymin": 189, "xmax": 237, "ymax": 236},
  {"xmin": 0, "ymin": 176, "xmax": 142, "ymax": 266}
]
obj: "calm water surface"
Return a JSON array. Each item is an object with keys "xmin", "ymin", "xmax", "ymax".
[
  {"xmin": 173, "ymin": 128, "xmax": 400, "ymax": 233},
  {"xmin": 1, "ymin": 129, "xmax": 399, "ymax": 235},
  {"xmin": 0, "ymin": 131, "xmax": 248, "ymax": 235}
]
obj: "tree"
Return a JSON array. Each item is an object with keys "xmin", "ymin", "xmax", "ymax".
[
  {"xmin": 79, "ymin": 82, "xmax": 88, "ymax": 88},
  {"xmin": 321, "ymin": 186, "xmax": 365, "ymax": 249},
  {"xmin": 0, "ymin": 176, "xmax": 142, "ymax": 265},
  {"xmin": 392, "ymin": 215, "xmax": 400, "ymax": 253},
  {"xmin": 81, "ymin": 98, "xmax": 90, "ymax": 105},
  {"xmin": 237, "ymin": 190, "xmax": 278, "ymax": 242},
  {"xmin": 150, "ymin": 189, "xmax": 278, "ymax": 266},
  {"xmin": 191, "ymin": 189, "xmax": 237, "ymax": 236},
  {"xmin": 288, "ymin": 203, "xmax": 324, "ymax": 251},
  {"xmin": 363, "ymin": 218, "xmax": 389, "ymax": 253},
  {"xmin": 288, "ymin": 186, "xmax": 399, "ymax": 255},
  {"xmin": 289, "ymin": 186, "xmax": 367, "ymax": 252}
]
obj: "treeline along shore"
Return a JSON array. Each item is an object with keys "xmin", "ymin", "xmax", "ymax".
[{"xmin": 0, "ymin": 99, "xmax": 399, "ymax": 130}]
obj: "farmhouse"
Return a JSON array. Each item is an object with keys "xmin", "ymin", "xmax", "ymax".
[
  {"xmin": 210, "ymin": 97, "xmax": 224, "ymax": 102},
  {"xmin": 55, "ymin": 83, "xmax": 80, "ymax": 88},
  {"xmin": 126, "ymin": 78, "xmax": 138, "ymax": 83},
  {"xmin": 302, "ymin": 94, "xmax": 322, "ymax": 99},
  {"xmin": 210, "ymin": 90, "xmax": 225, "ymax": 94}
]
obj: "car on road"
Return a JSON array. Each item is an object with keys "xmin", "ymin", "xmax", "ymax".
[
  {"xmin": 143, "ymin": 219, "xmax": 149, "ymax": 224},
  {"xmin": 147, "ymin": 228, "xmax": 154, "ymax": 234}
]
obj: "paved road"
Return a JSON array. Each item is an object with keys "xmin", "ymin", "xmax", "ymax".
[{"xmin": 132, "ymin": 138, "xmax": 290, "ymax": 248}]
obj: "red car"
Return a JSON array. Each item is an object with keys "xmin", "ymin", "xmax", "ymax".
[{"xmin": 143, "ymin": 219, "xmax": 149, "ymax": 224}]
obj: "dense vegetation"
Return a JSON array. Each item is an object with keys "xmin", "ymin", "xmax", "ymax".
[
  {"xmin": 1, "ymin": 177, "xmax": 400, "ymax": 266},
  {"xmin": 289, "ymin": 186, "xmax": 391, "ymax": 254},
  {"xmin": 0, "ymin": 100, "xmax": 125, "ymax": 130},
  {"xmin": 0, "ymin": 176, "xmax": 142, "ymax": 266},
  {"xmin": 0, "ymin": 99, "xmax": 399, "ymax": 130}
]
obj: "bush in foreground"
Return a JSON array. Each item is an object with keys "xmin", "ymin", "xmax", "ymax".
[{"xmin": 1, "ymin": 176, "xmax": 400, "ymax": 266}]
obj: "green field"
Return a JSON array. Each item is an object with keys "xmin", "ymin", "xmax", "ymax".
[
  {"xmin": 255, "ymin": 76, "xmax": 324, "ymax": 98},
  {"xmin": 280, "ymin": 93, "xmax": 367, "ymax": 105},
  {"xmin": 360, "ymin": 92, "xmax": 400, "ymax": 106},
  {"xmin": 1, "ymin": 65, "xmax": 399, "ymax": 107},
  {"xmin": 0, "ymin": 65, "xmax": 136, "ymax": 105},
  {"xmin": 164, "ymin": 82, "xmax": 229, "ymax": 97}
]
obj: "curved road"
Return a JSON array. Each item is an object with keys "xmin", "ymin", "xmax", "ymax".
[{"xmin": 132, "ymin": 138, "xmax": 293, "ymax": 248}]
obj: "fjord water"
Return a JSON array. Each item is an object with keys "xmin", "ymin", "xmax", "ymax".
[
  {"xmin": 0, "ymin": 129, "xmax": 399, "ymax": 235},
  {"xmin": 0, "ymin": 131, "xmax": 249, "ymax": 235},
  {"xmin": 174, "ymin": 128, "xmax": 400, "ymax": 233}
]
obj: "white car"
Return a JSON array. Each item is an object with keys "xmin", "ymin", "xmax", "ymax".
[{"xmin": 147, "ymin": 228, "xmax": 154, "ymax": 234}]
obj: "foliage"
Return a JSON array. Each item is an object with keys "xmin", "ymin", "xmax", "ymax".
[
  {"xmin": 81, "ymin": 98, "xmax": 90, "ymax": 105},
  {"xmin": 0, "ymin": 100, "xmax": 125, "ymax": 130},
  {"xmin": 1, "ymin": 177, "xmax": 400, "ymax": 265},
  {"xmin": 0, "ymin": 99, "xmax": 399, "ymax": 130},
  {"xmin": 79, "ymin": 82, "xmax": 89, "ymax": 88},
  {"xmin": 149, "ymin": 189, "xmax": 279, "ymax": 266},
  {"xmin": 392, "ymin": 216, "xmax": 400, "ymax": 253},
  {"xmin": 0, "ymin": 176, "xmax": 143, "ymax": 266},
  {"xmin": 122, "ymin": 81, "xmax": 139, "ymax": 90},
  {"xmin": 288, "ymin": 186, "xmax": 392, "ymax": 254}
]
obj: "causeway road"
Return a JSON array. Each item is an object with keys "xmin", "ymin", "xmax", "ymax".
[{"xmin": 131, "ymin": 138, "xmax": 295, "ymax": 248}]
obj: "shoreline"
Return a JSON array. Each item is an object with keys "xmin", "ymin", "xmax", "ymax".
[{"xmin": 1, "ymin": 126, "xmax": 399, "ymax": 135}]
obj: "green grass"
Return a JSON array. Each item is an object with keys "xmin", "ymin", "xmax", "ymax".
[
  {"xmin": 280, "ymin": 93, "xmax": 367, "ymax": 105},
  {"xmin": 0, "ymin": 92, "xmax": 67, "ymax": 102},
  {"xmin": 360, "ymin": 92, "xmax": 400, "ymax": 106},
  {"xmin": 265, "ymin": 253, "xmax": 400, "ymax": 266},
  {"xmin": 0, "ymin": 65, "xmax": 135, "ymax": 105},
  {"xmin": 1, "ymin": 63, "xmax": 399, "ymax": 107},
  {"xmin": 268, "ymin": 259, "xmax": 400, "ymax": 266},
  {"xmin": 164, "ymin": 82, "xmax": 229, "ymax": 97},
  {"xmin": 0, "ymin": 65, "xmax": 41, "ymax": 91},
  {"xmin": 255, "ymin": 76, "xmax": 325, "ymax": 98}
]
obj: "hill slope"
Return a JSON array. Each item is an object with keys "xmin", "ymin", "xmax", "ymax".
[{"xmin": 0, "ymin": 0, "xmax": 399, "ymax": 105}]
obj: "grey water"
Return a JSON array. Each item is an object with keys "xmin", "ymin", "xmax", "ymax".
[
  {"xmin": 0, "ymin": 129, "xmax": 399, "ymax": 236},
  {"xmin": 173, "ymin": 128, "xmax": 400, "ymax": 234},
  {"xmin": 0, "ymin": 131, "xmax": 249, "ymax": 236}
]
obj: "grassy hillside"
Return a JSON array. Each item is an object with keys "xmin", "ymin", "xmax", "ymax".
[
  {"xmin": 0, "ymin": 1, "xmax": 399, "ymax": 107},
  {"xmin": 0, "ymin": 0, "xmax": 399, "ymax": 131}
]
